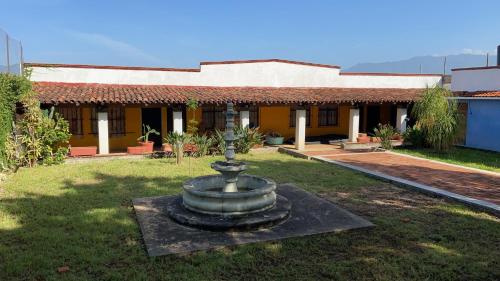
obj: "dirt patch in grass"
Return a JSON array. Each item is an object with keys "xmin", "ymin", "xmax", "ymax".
[{"xmin": 323, "ymin": 183, "xmax": 442, "ymax": 217}]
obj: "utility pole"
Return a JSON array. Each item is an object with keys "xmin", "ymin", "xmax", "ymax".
[
  {"xmin": 5, "ymin": 33, "xmax": 10, "ymax": 73},
  {"xmin": 443, "ymin": 56, "xmax": 447, "ymax": 75},
  {"xmin": 19, "ymin": 41, "xmax": 23, "ymax": 76}
]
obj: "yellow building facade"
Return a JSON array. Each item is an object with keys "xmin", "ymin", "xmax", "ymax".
[{"xmin": 58, "ymin": 103, "xmax": 395, "ymax": 152}]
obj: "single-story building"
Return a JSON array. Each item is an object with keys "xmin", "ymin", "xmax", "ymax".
[
  {"xmin": 26, "ymin": 59, "xmax": 442, "ymax": 154},
  {"xmin": 451, "ymin": 52, "xmax": 500, "ymax": 152}
]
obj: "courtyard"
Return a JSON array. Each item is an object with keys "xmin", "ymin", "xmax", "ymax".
[{"xmin": 1, "ymin": 151, "xmax": 499, "ymax": 280}]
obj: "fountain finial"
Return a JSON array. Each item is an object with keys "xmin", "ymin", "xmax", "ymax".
[
  {"xmin": 209, "ymin": 102, "xmax": 247, "ymax": 193},
  {"xmin": 224, "ymin": 102, "xmax": 237, "ymax": 162}
]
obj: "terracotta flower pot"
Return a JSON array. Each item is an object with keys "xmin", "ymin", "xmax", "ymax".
[{"xmin": 138, "ymin": 141, "xmax": 154, "ymax": 153}]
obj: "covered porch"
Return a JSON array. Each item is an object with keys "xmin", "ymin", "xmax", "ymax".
[{"xmin": 33, "ymin": 82, "xmax": 420, "ymax": 155}]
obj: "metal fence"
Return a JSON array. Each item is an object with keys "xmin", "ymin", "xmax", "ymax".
[{"xmin": 0, "ymin": 28, "xmax": 23, "ymax": 76}]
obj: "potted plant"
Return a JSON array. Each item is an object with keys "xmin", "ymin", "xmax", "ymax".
[
  {"xmin": 137, "ymin": 124, "xmax": 160, "ymax": 153},
  {"xmin": 265, "ymin": 131, "xmax": 284, "ymax": 145}
]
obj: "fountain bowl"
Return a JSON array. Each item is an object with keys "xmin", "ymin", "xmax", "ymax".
[{"xmin": 181, "ymin": 174, "xmax": 277, "ymax": 215}]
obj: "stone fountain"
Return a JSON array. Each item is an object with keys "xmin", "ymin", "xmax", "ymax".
[{"xmin": 167, "ymin": 102, "xmax": 291, "ymax": 230}]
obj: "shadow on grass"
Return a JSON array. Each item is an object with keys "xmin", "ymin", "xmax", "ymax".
[{"xmin": 0, "ymin": 156, "xmax": 499, "ymax": 280}]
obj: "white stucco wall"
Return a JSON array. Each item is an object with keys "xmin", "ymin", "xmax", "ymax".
[
  {"xmin": 29, "ymin": 61, "xmax": 442, "ymax": 89},
  {"xmin": 337, "ymin": 74, "xmax": 441, "ymax": 89},
  {"xmin": 451, "ymin": 67, "xmax": 500, "ymax": 91}
]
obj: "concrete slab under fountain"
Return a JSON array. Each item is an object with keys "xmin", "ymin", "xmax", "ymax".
[{"xmin": 133, "ymin": 184, "xmax": 374, "ymax": 256}]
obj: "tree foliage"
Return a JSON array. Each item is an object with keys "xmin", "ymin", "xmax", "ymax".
[
  {"xmin": 411, "ymin": 86, "xmax": 459, "ymax": 152},
  {"xmin": 0, "ymin": 74, "xmax": 31, "ymax": 169},
  {"xmin": 6, "ymin": 91, "xmax": 71, "ymax": 168}
]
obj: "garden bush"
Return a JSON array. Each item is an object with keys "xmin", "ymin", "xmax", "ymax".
[
  {"xmin": 374, "ymin": 123, "xmax": 396, "ymax": 150},
  {"xmin": 6, "ymin": 91, "xmax": 71, "ymax": 168},
  {"xmin": 0, "ymin": 73, "xmax": 29, "ymax": 169},
  {"xmin": 403, "ymin": 124, "xmax": 425, "ymax": 148},
  {"xmin": 234, "ymin": 126, "xmax": 263, "ymax": 153},
  {"xmin": 412, "ymin": 86, "xmax": 459, "ymax": 152}
]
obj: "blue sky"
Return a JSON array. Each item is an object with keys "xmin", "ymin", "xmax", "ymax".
[{"xmin": 1, "ymin": 0, "xmax": 499, "ymax": 69}]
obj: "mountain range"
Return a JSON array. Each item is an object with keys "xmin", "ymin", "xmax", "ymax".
[{"xmin": 345, "ymin": 54, "xmax": 497, "ymax": 74}]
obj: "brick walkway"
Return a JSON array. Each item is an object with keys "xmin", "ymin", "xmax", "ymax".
[{"xmin": 282, "ymin": 145, "xmax": 500, "ymax": 206}]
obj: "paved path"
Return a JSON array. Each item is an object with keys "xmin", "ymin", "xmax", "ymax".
[{"xmin": 280, "ymin": 146, "xmax": 500, "ymax": 213}]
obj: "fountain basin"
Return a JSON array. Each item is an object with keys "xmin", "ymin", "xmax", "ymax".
[{"xmin": 182, "ymin": 174, "xmax": 277, "ymax": 215}]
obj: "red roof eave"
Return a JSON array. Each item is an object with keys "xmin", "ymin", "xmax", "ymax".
[{"xmin": 33, "ymin": 82, "xmax": 425, "ymax": 105}]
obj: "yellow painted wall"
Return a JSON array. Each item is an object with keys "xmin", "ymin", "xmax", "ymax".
[
  {"xmin": 67, "ymin": 105, "xmax": 145, "ymax": 152},
  {"xmin": 258, "ymin": 105, "xmax": 350, "ymax": 139},
  {"xmin": 67, "ymin": 106, "xmax": 98, "ymax": 147},
  {"xmin": 109, "ymin": 106, "xmax": 142, "ymax": 151},
  {"xmin": 69, "ymin": 104, "xmax": 352, "ymax": 151}
]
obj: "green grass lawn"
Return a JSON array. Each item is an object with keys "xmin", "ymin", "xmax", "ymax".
[
  {"xmin": 395, "ymin": 146, "xmax": 500, "ymax": 173},
  {"xmin": 1, "ymin": 152, "xmax": 499, "ymax": 281}
]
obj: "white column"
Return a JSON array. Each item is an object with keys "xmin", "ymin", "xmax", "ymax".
[
  {"xmin": 348, "ymin": 108, "xmax": 360, "ymax": 142},
  {"xmin": 295, "ymin": 109, "xmax": 306, "ymax": 150},
  {"xmin": 97, "ymin": 112, "xmax": 109, "ymax": 154},
  {"xmin": 173, "ymin": 111, "xmax": 183, "ymax": 134},
  {"xmin": 396, "ymin": 107, "xmax": 408, "ymax": 133},
  {"xmin": 240, "ymin": 110, "xmax": 250, "ymax": 128}
]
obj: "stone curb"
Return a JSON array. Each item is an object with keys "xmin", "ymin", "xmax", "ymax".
[{"xmin": 312, "ymin": 156, "xmax": 500, "ymax": 217}]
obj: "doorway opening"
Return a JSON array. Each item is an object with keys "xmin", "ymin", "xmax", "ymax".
[
  {"xmin": 141, "ymin": 108, "xmax": 162, "ymax": 147},
  {"xmin": 366, "ymin": 105, "xmax": 381, "ymax": 135}
]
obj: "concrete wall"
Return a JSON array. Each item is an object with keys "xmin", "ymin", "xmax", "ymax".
[
  {"xmin": 464, "ymin": 100, "xmax": 500, "ymax": 152},
  {"xmin": 29, "ymin": 61, "xmax": 442, "ymax": 89},
  {"xmin": 451, "ymin": 67, "xmax": 500, "ymax": 91}
]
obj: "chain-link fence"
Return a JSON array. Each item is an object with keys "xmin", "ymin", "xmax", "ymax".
[{"xmin": 0, "ymin": 28, "xmax": 23, "ymax": 76}]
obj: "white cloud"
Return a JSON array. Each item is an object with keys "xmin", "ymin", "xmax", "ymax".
[
  {"xmin": 461, "ymin": 48, "xmax": 489, "ymax": 55},
  {"xmin": 431, "ymin": 48, "xmax": 497, "ymax": 57},
  {"xmin": 65, "ymin": 30, "xmax": 160, "ymax": 63}
]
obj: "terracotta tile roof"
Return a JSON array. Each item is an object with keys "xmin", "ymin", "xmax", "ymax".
[
  {"xmin": 454, "ymin": 91, "xmax": 500, "ymax": 97},
  {"xmin": 33, "ymin": 82, "xmax": 425, "ymax": 105}
]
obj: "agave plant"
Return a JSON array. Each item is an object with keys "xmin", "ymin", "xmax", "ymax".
[
  {"xmin": 191, "ymin": 134, "xmax": 214, "ymax": 157},
  {"xmin": 234, "ymin": 126, "xmax": 263, "ymax": 154},
  {"xmin": 212, "ymin": 129, "xmax": 226, "ymax": 155},
  {"xmin": 164, "ymin": 132, "xmax": 190, "ymax": 164}
]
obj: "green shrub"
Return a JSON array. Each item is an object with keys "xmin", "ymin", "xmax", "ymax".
[
  {"xmin": 234, "ymin": 126, "xmax": 263, "ymax": 154},
  {"xmin": 0, "ymin": 74, "xmax": 30, "ymax": 169},
  {"xmin": 412, "ymin": 86, "xmax": 459, "ymax": 152},
  {"xmin": 212, "ymin": 129, "xmax": 226, "ymax": 155},
  {"xmin": 374, "ymin": 123, "xmax": 396, "ymax": 150},
  {"xmin": 192, "ymin": 134, "xmax": 214, "ymax": 157},
  {"xmin": 6, "ymin": 92, "xmax": 71, "ymax": 168},
  {"xmin": 403, "ymin": 125, "xmax": 425, "ymax": 148}
]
